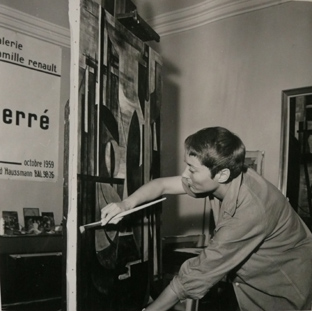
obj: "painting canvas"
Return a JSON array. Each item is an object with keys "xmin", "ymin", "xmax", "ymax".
[
  {"xmin": 77, "ymin": 1, "xmax": 162, "ymax": 309},
  {"xmin": 23, "ymin": 207, "xmax": 40, "ymax": 217},
  {"xmin": 42, "ymin": 212, "xmax": 55, "ymax": 232},
  {"xmin": 245, "ymin": 151, "xmax": 264, "ymax": 175},
  {"xmin": 24, "ymin": 216, "xmax": 43, "ymax": 232},
  {"xmin": 2, "ymin": 211, "xmax": 19, "ymax": 233},
  {"xmin": 23, "ymin": 207, "xmax": 40, "ymax": 229}
]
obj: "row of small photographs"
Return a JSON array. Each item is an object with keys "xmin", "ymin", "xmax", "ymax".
[{"xmin": 2, "ymin": 208, "xmax": 55, "ymax": 234}]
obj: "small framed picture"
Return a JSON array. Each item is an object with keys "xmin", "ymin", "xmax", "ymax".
[
  {"xmin": 23, "ymin": 207, "xmax": 40, "ymax": 217},
  {"xmin": 23, "ymin": 208, "xmax": 40, "ymax": 228},
  {"xmin": 42, "ymin": 212, "xmax": 55, "ymax": 232},
  {"xmin": 245, "ymin": 151, "xmax": 265, "ymax": 175},
  {"xmin": 2, "ymin": 211, "xmax": 19, "ymax": 234},
  {"xmin": 25, "ymin": 216, "xmax": 43, "ymax": 232}
]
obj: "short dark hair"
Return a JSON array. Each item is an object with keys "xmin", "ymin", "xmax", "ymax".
[{"xmin": 184, "ymin": 127, "xmax": 246, "ymax": 182}]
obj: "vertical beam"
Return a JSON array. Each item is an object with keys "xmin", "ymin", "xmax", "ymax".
[
  {"xmin": 67, "ymin": 0, "xmax": 80, "ymax": 310},
  {"xmin": 143, "ymin": 45, "xmax": 151, "ymax": 184}
]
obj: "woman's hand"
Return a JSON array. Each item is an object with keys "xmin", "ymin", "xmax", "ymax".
[
  {"xmin": 101, "ymin": 201, "xmax": 128, "ymax": 226},
  {"xmin": 143, "ymin": 285, "xmax": 179, "ymax": 311}
]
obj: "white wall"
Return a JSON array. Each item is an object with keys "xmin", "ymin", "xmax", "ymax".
[
  {"xmin": 0, "ymin": 0, "xmax": 69, "ymax": 29},
  {"xmin": 134, "ymin": 0, "xmax": 204, "ymax": 20},
  {"xmin": 0, "ymin": 0, "xmax": 70, "ymax": 227},
  {"xmin": 154, "ymin": 2, "xmax": 312, "ymax": 236}
]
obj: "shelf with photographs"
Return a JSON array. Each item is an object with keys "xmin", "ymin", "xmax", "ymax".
[{"xmin": 1, "ymin": 208, "xmax": 62, "ymax": 236}]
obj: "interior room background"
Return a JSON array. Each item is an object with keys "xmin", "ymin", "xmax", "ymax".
[
  {"xmin": 1, "ymin": 0, "xmax": 311, "ymax": 240},
  {"xmin": 0, "ymin": 0, "xmax": 70, "ymax": 228}
]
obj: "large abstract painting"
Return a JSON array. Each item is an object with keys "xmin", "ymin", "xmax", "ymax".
[{"xmin": 77, "ymin": 1, "xmax": 162, "ymax": 310}]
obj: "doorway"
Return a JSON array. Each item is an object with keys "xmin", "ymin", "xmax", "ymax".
[{"xmin": 279, "ymin": 86, "xmax": 312, "ymax": 229}]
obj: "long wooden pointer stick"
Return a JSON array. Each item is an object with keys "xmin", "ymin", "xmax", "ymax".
[{"xmin": 79, "ymin": 197, "xmax": 166, "ymax": 233}]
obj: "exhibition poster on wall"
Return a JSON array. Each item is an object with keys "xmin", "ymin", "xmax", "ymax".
[{"xmin": 0, "ymin": 27, "xmax": 61, "ymax": 182}]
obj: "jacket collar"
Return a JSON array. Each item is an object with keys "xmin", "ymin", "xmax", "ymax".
[{"xmin": 220, "ymin": 172, "xmax": 243, "ymax": 217}]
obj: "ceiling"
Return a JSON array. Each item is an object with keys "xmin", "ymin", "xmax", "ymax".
[
  {"xmin": 0, "ymin": 0, "xmax": 307, "ymax": 35},
  {"xmin": 133, "ymin": 0, "xmax": 297, "ymax": 38}
]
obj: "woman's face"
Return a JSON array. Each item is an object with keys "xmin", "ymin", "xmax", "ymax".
[{"xmin": 182, "ymin": 151, "xmax": 219, "ymax": 195}]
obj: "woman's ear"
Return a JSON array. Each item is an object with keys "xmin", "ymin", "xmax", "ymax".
[{"xmin": 215, "ymin": 168, "xmax": 230, "ymax": 183}]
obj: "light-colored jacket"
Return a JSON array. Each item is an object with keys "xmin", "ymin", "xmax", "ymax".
[{"xmin": 171, "ymin": 169, "xmax": 312, "ymax": 310}]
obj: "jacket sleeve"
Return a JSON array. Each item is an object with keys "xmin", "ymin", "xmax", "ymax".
[{"xmin": 170, "ymin": 196, "xmax": 267, "ymax": 300}]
